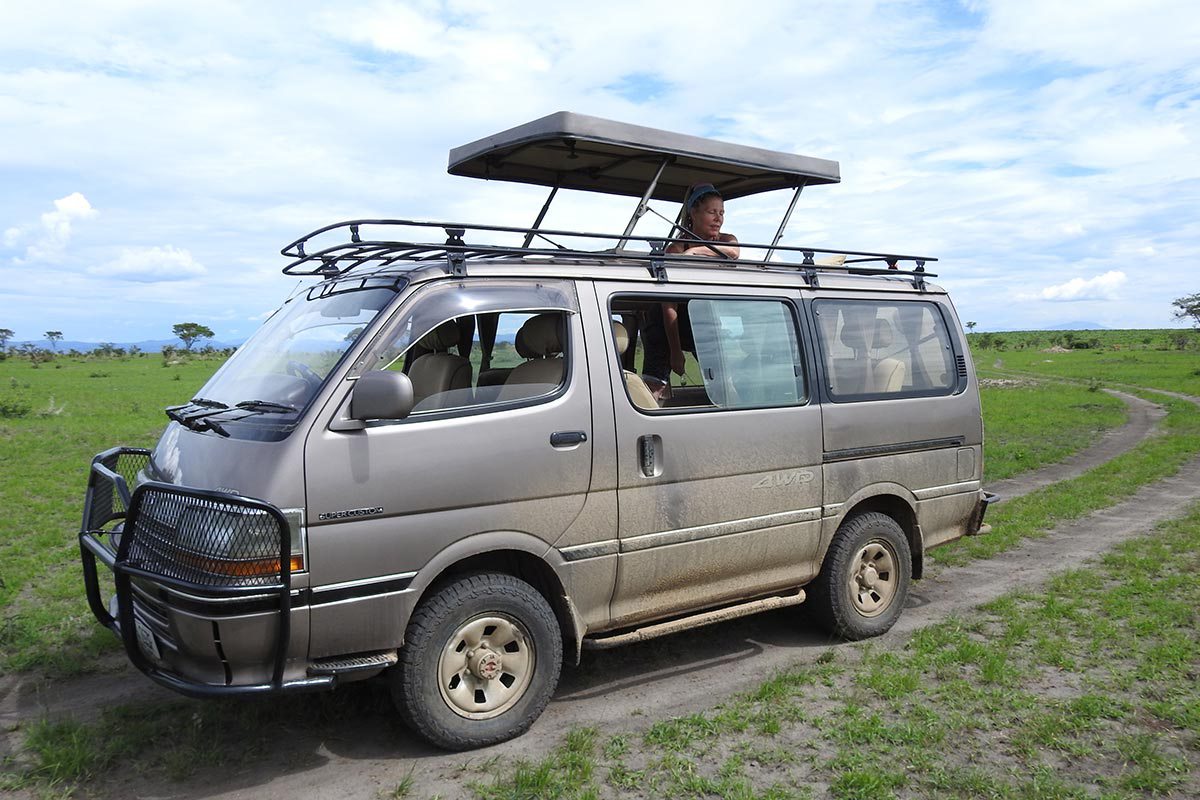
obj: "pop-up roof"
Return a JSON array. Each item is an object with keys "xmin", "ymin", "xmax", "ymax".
[{"xmin": 448, "ymin": 111, "xmax": 840, "ymax": 202}]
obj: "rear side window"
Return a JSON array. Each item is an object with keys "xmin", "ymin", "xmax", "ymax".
[
  {"xmin": 610, "ymin": 295, "xmax": 806, "ymax": 412},
  {"xmin": 814, "ymin": 299, "xmax": 956, "ymax": 401}
]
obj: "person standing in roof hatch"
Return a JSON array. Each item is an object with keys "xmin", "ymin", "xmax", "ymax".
[
  {"xmin": 666, "ymin": 182, "xmax": 740, "ymax": 259},
  {"xmin": 637, "ymin": 182, "xmax": 741, "ymax": 388}
]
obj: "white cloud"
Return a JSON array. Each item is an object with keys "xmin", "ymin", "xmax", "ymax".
[
  {"xmin": 1039, "ymin": 271, "xmax": 1127, "ymax": 301},
  {"xmin": 3, "ymin": 227, "xmax": 19, "ymax": 247},
  {"xmin": 19, "ymin": 192, "xmax": 96, "ymax": 262},
  {"xmin": 93, "ymin": 245, "xmax": 206, "ymax": 282}
]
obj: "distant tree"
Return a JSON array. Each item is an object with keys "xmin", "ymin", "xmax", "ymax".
[
  {"xmin": 95, "ymin": 342, "xmax": 118, "ymax": 358},
  {"xmin": 0, "ymin": 328, "xmax": 13, "ymax": 350},
  {"xmin": 965, "ymin": 321, "xmax": 977, "ymax": 333},
  {"xmin": 44, "ymin": 330, "xmax": 63, "ymax": 350},
  {"xmin": 19, "ymin": 342, "xmax": 43, "ymax": 364},
  {"xmin": 1172, "ymin": 292, "xmax": 1200, "ymax": 328},
  {"xmin": 173, "ymin": 322, "xmax": 215, "ymax": 351},
  {"xmin": 1170, "ymin": 332, "xmax": 1194, "ymax": 351}
]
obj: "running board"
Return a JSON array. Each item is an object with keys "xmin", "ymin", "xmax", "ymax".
[
  {"xmin": 582, "ymin": 591, "xmax": 806, "ymax": 650},
  {"xmin": 308, "ymin": 650, "xmax": 398, "ymax": 676}
]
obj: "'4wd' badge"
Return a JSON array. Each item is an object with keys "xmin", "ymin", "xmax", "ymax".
[{"xmin": 752, "ymin": 470, "xmax": 815, "ymax": 490}]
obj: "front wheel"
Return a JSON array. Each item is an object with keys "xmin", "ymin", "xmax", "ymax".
[
  {"xmin": 809, "ymin": 512, "xmax": 911, "ymax": 640},
  {"xmin": 392, "ymin": 573, "xmax": 562, "ymax": 750}
]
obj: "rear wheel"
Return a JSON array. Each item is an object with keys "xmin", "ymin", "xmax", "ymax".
[
  {"xmin": 809, "ymin": 512, "xmax": 911, "ymax": 640},
  {"xmin": 392, "ymin": 573, "xmax": 562, "ymax": 750}
]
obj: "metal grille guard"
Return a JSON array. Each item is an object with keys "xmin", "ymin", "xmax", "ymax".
[{"xmin": 79, "ymin": 447, "xmax": 329, "ymax": 696}]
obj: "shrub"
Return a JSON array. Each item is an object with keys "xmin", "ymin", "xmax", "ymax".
[{"xmin": 0, "ymin": 395, "xmax": 32, "ymax": 418}]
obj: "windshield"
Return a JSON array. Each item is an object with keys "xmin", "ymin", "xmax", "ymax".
[{"xmin": 177, "ymin": 280, "xmax": 401, "ymax": 439}]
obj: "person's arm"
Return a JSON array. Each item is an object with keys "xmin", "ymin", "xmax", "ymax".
[{"xmin": 683, "ymin": 233, "xmax": 740, "ymax": 259}]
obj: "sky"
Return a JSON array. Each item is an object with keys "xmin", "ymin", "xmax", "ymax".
[{"xmin": 2, "ymin": 0, "xmax": 1199, "ymax": 345}]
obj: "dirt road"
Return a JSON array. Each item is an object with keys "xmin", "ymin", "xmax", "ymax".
[{"xmin": 4, "ymin": 389, "xmax": 1196, "ymax": 799}]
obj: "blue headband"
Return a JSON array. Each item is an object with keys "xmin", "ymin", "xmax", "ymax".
[{"xmin": 687, "ymin": 183, "xmax": 720, "ymax": 209}]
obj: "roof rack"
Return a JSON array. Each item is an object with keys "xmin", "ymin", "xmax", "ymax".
[{"xmin": 279, "ymin": 219, "xmax": 936, "ymax": 290}]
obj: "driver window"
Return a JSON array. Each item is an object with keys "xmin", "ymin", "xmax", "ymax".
[{"xmin": 376, "ymin": 309, "xmax": 571, "ymax": 415}]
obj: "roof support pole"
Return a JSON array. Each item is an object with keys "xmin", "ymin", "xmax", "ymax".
[
  {"xmin": 764, "ymin": 183, "xmax": 805, "ymax": 263},
  {"xmin": 522, "ymin": 184, "xmax": 560, "ymax": 247},
  {"xmin": 617, "ymin": 156, "xmax": 671, "ymax": 251}
]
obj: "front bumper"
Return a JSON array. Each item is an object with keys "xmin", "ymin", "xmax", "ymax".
[{"xmin": 79, "ymin": 446, "xmax": 331, "ymax": 697}]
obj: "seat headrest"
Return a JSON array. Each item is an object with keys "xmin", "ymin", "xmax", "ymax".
[
  {"xmin": 417, "ymin": 320, "xmax": 460, "ymax": 352},
  {"xmin": 612, "ymin": 321, "xmax": 630, "ymax": 355},
  {"xmin": 873, "ymin": 319, "xmax": 894, "ymax": 349},
  {"xmin": 839, "ymin": 322, "xmax": 867, "ymax": 351},
  {"xmin": 516, "ymin": 313, "xmax": 563, "ymax": 358}
]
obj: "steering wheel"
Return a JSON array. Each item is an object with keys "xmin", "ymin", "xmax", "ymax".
[{"xmin": 286, "ymin": 360, "xmax": 323, "ymax": 390}]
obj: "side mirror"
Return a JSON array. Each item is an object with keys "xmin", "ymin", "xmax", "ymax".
[{"xmin": 350, "ymin": 370, "xmax": 414, "ymax": 421}]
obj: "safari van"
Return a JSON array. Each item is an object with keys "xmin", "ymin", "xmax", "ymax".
[{"xmin": 80, "ymin": 112, "xmax": 992, "ymax": 750}]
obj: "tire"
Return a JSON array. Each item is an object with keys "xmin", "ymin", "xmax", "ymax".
[
  {"xmin": 392, "ymin": 572, "xmax": 562, "ymax": 750},
  {"xmin": 808, "ymin": 512, "xmax": 912, "ymax": 641}
]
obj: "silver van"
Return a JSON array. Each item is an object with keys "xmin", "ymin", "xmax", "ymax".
[{"xmin": 80, "ymin": 112, "xmax": 992, "ymax": 750}]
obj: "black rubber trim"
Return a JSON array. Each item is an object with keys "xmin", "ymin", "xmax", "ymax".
[{"xmin": 823, "ymin": 436, "xmax": 966, "ymax": 463}]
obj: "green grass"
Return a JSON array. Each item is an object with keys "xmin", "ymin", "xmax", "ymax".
[
  {"xmin": 936, "ymin": 391, "xmax": 1200, "ymax": 565},
  {"xmin": 0, "ymin": 353, "xmax": 224, "ymax": 674},
  {"xmin": 3, "ymin": 338, "xmax": 1200, "ymax": 797},
  {"xmin": 978, "ymin": 378, "xmax": 1126, "ymax": 480},
  {"xmin": 461, "ymin": 507, "xmax": 1200, "ymax": 800},
  {"xmin": 977, "ymin": 344, "xmax": 1200, "ymax": 398}
]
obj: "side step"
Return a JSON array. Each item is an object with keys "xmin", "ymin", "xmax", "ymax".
[
  {"xmin": 308, "ymin": 650, "xmax": 398, "ymax": 676},
  {"xmin": 582, "ymin": 591, "xmax": 806, "ymax": 650}
]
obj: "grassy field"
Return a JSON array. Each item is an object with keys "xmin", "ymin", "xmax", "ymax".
[
  {"xmin": 457, "ymin": 506, "xmax": 1200, "ymax": 800},
  {"xmin": 2, "ymin": 336, "xmax": 1199, "ymax": 798},
  {"xmin": 977, "ymin": 380, "xmax": 1125, "ymax": 481},
  {"xmin": 0, "ymin": 354, "xmax": 222, "ymax": 674}
]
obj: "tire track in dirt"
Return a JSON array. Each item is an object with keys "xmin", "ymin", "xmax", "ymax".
[
  {"xmin": 985, "ymin": 389, "xmax": 1164, "ymax": 503},
  {"xmin": 4, "ymin": 390, "xmax": 1197, "ymax": 800}
]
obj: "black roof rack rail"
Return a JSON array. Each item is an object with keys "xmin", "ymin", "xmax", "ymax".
[{"xmin": 280, "ymin": 219, "xmax": 937, "ymax": 287}]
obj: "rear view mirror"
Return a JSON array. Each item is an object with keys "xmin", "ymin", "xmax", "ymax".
[{"xmin": 350, "ymin": 370, "xmax": 414, "ymax": 421}]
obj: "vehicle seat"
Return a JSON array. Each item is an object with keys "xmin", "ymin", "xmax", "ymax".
[
  {"xmin": 871, "ymin": 319, "xmax": 906, "ymax": 393},
  {"xmin": 409, "ymin": 321, "xmax": 473, "ymax": 408},
  {"xmin": 498, "ymin": 314, "xmax": 566, "ymax": 401},
  {"xmin": 612, "ymin": 321, "xmax": 657, "ymax": 409},
  {"xmin": 830, "ymin": 321, "xmax": 871, "ymax": 395}
]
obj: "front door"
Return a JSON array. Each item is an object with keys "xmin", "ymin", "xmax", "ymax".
[{"xmin": 303, "ymin": 279, "xmax": 596, "ymax": 653}]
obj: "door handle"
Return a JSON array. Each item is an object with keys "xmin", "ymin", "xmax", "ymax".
[
  {"xmin": 638, "ymin": 434, "xmax": 662, "ymax": 477},
  {"xmin": 550, "ymin": 430, "xmax": 587, "ymax": 447}
]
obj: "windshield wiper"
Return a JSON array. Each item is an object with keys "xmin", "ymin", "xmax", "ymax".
[
  {"xmin": 194, "ymin": 417, "xmax": 230, "ymax": 437},
  {"xmin": 165, "ymin": 398, "xmax": 234, "ymax": 432},
  {"xmin": 234, "ymin": 400, "xmax": 298, "ymax": 414}
]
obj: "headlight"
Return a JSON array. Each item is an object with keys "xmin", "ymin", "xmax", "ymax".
[{"xmin": 170, "ymin": 504, "xmax": 307, "ymax": 578}]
